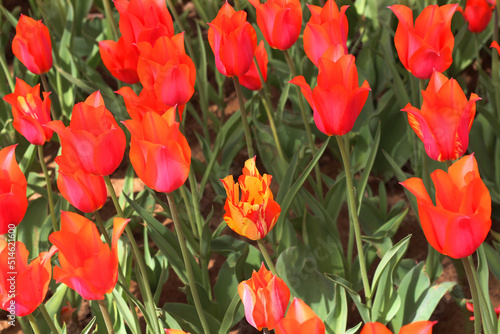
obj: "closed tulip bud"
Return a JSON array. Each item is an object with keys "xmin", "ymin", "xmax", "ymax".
[
  {"xmin": 238, "ymin": 263, "xmax": 290, "ymax": 330},
  {"xmin": 402, "ymin": 71, "xmax": 480, "ymax": 162},
  {"xmin": 360, "ymin": 321, "xmax": 436, "ymax": 334},
  {"xmin": 49, "ymin": 211, "xmax": 129, "ymax": 300},
  {"xmin": 248, "ymin": 0, "xmax": 302, "ymax": 51},
  {"xmin": 389, "ymin": 4, "xmax": 458, "ymax": 79},
  {"xmin": 3, "ymin": 78, "xmax": 53, "ymax": 145},
  {"xmin": 12, "ymin": 15, "xmax": 53, "ymax": 74},
  {"xmin": 401, "ymin": 154, "xmax": 491, "ymax": 259},
  {"xmin": 275, "ymin": 298, "xmax": 325, "ymax": 334},
  {"xmin": 239, "ymin": 41, "xmax": 269, "ymax": 91},
  {"xmin": 461, "ymin": 0, "xmax": 493, "ymax": 33},
  {"xmin": 221, "ymin": 157, "xmax": 281, "ymax": 240}
]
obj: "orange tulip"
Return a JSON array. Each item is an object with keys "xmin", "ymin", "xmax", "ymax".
[
  {"xmin": 12, "ymin": 15, "xmax": 52, "ymax": 74},
  {"xmin": 402, "ymin": 71, "xmax": 480, "ymax": 162},
  {"xmin": 164, "ymin": 329, "xmax": 190, "ymax": 334},
  {"xmin": 49, "ymin": 211, "xmax": 129, "ymax": 300},
  {"xmin": 221, "ymin": 157, "xmax": 281, "ymax": 240},
  {"xmin": 360, "ymin": 321, "xmax": 436, "ymax": 334},
  {"xmin": 99, "ymin": 38, "xmax": 141, "ymax": 84},
  {"xmin": 461, "ymin": 0, "xmax": 493, "ymax": 33},
  {"xmin": 116, "ymin": 86, "xmax": 181, "ymax": 121},
  {"xmin": 0, "ymin": 240, "xmax": 57, "ymax": 316},
  {"xmin": 0, "ymin": 145, "xmax": 27, "ymax": 234},
  {"xmin": 3, "ymin": 78, "xmax": 52, "ymax": 145},
  {"xmin": 389, "ymin": 4, "xmax": 458, "ymax": 79},
  {"xmin": 238, "ymin": 263, "xmax": 290, "ymax": 330},
  {"xmin": 303, "ymin": 0, "xmax": 349, "ymax": 66},
  {"xmin": 248, "ymin": 0, "xmax": 302, "ymax": 51},
  {"xmin": 208, "ymin": 2, "xmax": 257, "ymax": 77},
  {"xmin": 123, "ymin": 111, "xmax": 191, "ymax": 193},
  {"xmin": 401, "ymin": 154, "xmax": 491, "ymax": 259},
  {"xmin": 46, "ymin": 91, "xmax": 126, "ymax": 176},
  {"xmin": 239, "ymin": 41, "xmax": 269, "ymax": 91},
  {"xmin": 275, "ymin": 298, "xmax": 325, "ymax": 334}
]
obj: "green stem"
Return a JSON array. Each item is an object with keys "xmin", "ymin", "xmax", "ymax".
[
  {"xmin": 0, "ymin": 53, "xmax": 14, "ymax": 91},
  {"xmin": 94, "ymin": 210, "xmax": 112, "ymax": 245},
  {"xmin": 259, "ymin": 90, "xmax": 285, "ymax": 162},
  {"xmin": 98, "ymin": 299, "xmax": 115, "ymax": 334},
  {"xmin": 257, "ymin": 239, "xmax": 277, "ymax": 276},
  {"xmin": 38, "ymin": 145, "xmax": 58, "ymax": 231},
  {"xmin": 188, "ymin": 171, "xmax": 204, "ymax": 238},
  {"xmin": 38, "ymin": 303, "xmax": 60, "ymax": 334},
  {"xmin": 101, "ymin": 0, "xmax": 119, "ymax": 40},
  {"xmin": 166, "ymin": 192, "xmax": 210, "ymax": 334},
  {"xmin": 179, "ymin": 185, "xmax": 199, "ymax": 239},
  {"xmin": 462, "ymin": 257, "xmax": 482, "ymax": 334},
  {"xmin": 468, "ymin": 256, "xmax": 496, "ymax": 334},
  {"xmin": 27, "ymin": 314, "xmax": 41, "ymax": 334},
  {"xmin": 336, "ymin": 135, "xmax": 371, "ymax": 306},
  {"xmin": 233, "ymin": 76, "xmax": 255, "ymax": 158},
  {"xmin": 283, "ymin": 49, "xmax": 323, "ymax": 199}
]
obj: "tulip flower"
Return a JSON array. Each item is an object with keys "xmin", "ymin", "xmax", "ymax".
[
  {"xmin": 0, "ymin": 145, "xmax": 27, "ymax": 234},
  {"xmin": 99, "ymin": 38, "xmax": 141, "ymax": 84},
  {"xmin": 401, "ymin": 71, "xmax": 480, "ymax": 162},
  {"xmin": 123, "ymin": 111, "xmax": 191, "ymax": 193},
  {"xmin": 49, "ymin": 211, "xmax": 129, "ymax": 300},
  {"xmin": 466, "ymin": 301, "xmax": 500, "ymax": 320},
  {"xmin": 116, "ymin": 86, "xmax": 179, "ymax": 121},
  {"xmin": 46, "ymin": 91, "xmax": 126, "ymax": 176},
  {"xmin": 389, "ymin": 4, "xmax": 458, "ymax": 79},
  {"xmin": 460, "ymin": 0, "xmax": 494, "ymax": 33},
  {"xmin": 238, "ymin": 263, "xmax": 290, "ymax": 330},
  {"xmin": 221, "ymin": 157, "xmax": 281, "ymax": 240},
  {"xmin": 303, "ymin": 0, "xmax": 349, "ymax": 66},
  {"xmin": 3, "ymin": 78, "xmax": 53, "ymax": 145},
  {"xmin": 360, "ymin": 321, "xmax": 436, "ymax": 334},
  {"xmin": 55, "ymin": 155, "xmax": 107, "ymax": 213},
  {"xmin": 275, "ymin": 298, "xmax": 325, "ymax": 334},
  {"xmin": 401, "ymin": 154, "xmax": 491, "ymax": 259},
  {"xmin": 208, "ymin": 2, "xmax": 257, "ymax": 77},
  {"xmin": 12, "ymin": 14, "xmax": 53, "ymax": 74},
  {"xmin": 0, "ymin": 240, "xmax": 57, "ymax": 316},
  {"xmin": 492, "ymin": 41, "xmax": 500, "ymax": 54},
  {"xmin": 164, "ymin": 330, "xmax": 190, "ymax": 334},
  {"xmin": 248, "ymin": 0, "xmax": 302, "ymax": 51},
  {"xmin": 60, "ymin": 301, "xmax": 77, "ymax": 324},
  {"xmin": 289, "ymin": 45, "xmax": 371, "ymax": 136},
  {"xmin": 239, "ymin": 41, "xmax": 269, "ymax": 91}
]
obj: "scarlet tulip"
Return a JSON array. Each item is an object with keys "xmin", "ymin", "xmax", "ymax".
[
  {"xmin": 275, "ymin": 298, "xmax": 325, "ymax": 334},
  {"xmin": 238, "ymin": 263, "xmax": 290, "ymax": 330},
  {"xmin": 461, "ymin": 0, "xmax": 493, "ymax": 33},
  {"xmin": 0, "ymin": 240, "xmax": 57, "ymax": 316},
  {"xmin": 116, "ymin": 86, "xmax": 179, "ymax": 121},
  {"xmin": 303, "ymin": 0, "xmax": 349, "ymax": 66},
  {"xmin": 221, "ymin": 157, "xmax": 281, "ymax": 240},
  {"xmin": 466, "ymin": 301, "xmax": 500, "ymax": 321},
  {"xmin": 3, "ymin": 78, "xmax": 53, "ymax": 145},
  {"xmin": 46, "ymin": 91, "xmax": 126, "ymax": 176},
  {"xmin": 99, "ymin": 38, "xmax": 141, "ymax": 84},
  {"xmin": 239, "ymin": 41, "xmax": 269, "ymax": 91},
  {"xmin": 208, "ymin": 2, "xmax": 257, "ymax": 77},
  {"xmin": 360, "ymin": 321, "xmax": 436, "ymax": 334},
  {"xmin": 248, "ymin": 0, "xmax": 302, "ymax": 50},
  {"xmin": 12, "ymin": 15, "xmax": 52, "ymax": 74},
  {"xmin": 49, "ymin": 211, "xmax": 129, "ymax": 300},
  {"xmin": 401, "ymin": 154, "xmax": 491, "ymax": 259},
  {"xmin": 123, "ymin": 111, "xmax": 191, "ymax": 193},
  {"xmin": 491, "ymin": 41, "xmax": 500, "ymax": 54},
  {"xmin": 389, "ymin": 4, "xmax": 458, "ymax": 79},
  {"xmin": 401, "ymin": 71, "xmax": 480, "ymax": 162},
  {"xmin": 0, "ymin": 145, "xmax": 27, "ymax": 234},
  {"xmin": 289, "ymin": 46, "xmax": 371, "ymax": 136}
]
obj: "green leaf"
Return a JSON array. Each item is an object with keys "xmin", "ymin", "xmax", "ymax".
[
  {"xmin": 356, "ymin": 123, "xmax": 381, "ymax": 214},
  {"xmin": 218, "ymin": 294, "xmax": 242, "ymax": 334},
  {"xmin": 163, "ymin": 303, "xmax": 221, "ymax": 334},
  {"xmin": 112, "ymin": 290, "xmax": 140, "ymax": 334},
  {"xmin": 324, "ymin": 285, "xmax": 348, "ymax": 334},
  {"xmin": 80, "ymin": 316, "xmax": 96, "ymax": 334},
  {"xmin": 325, "ymin": 274, "xmax": 371, "ymax": 323}
]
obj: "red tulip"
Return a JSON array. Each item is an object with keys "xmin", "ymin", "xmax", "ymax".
[
  {"xmin": 99, "ymin": 38, "xmax": 140, "ymax": 84},
  {"xmin": 289, "ymin": 45, "xmax": 371, "ymax": 136},
  {"xmin": 461, "ymin": 0, "xmax": 494, "ymax": 33},
  {"xmin": 401, "ymin": 154, "xmax": 491, "ymax": 259},
  {"xmin": 248, "ymin": 0, "xmax": 302, "ymax": 50},
  {"xmin": 0, "ymin": 240, "xmax": 57, "ymax": 316},
  {"xmin": 49, "ymin": 211, "xmax": 129, "ymax": 300},
  {"xmin": 239, "ymin": 41, "xmax": 269, "ymax": 91},
  {"xmin": 303, "ymin": 0, "xmax": 349, "ymax": 66},
  {"xmin": 3, "ymin": 78, "xmax": 52, "ymax": 145},
  {"xmin": 275, "ymin": 298, "xmax": 325, "ymax": 334},
  {"xmin": 466, "ymin": 301, "xmax": 500, "ymax": 321},
  {"xmin": 221, "ymin": 157, "xmax": 281, "ymax": 240},
  {"xmin": 46, "ymin": 91, "xmax": 126, "ymax": 176},
  {"xmin": 401, "ymin": 71, "xmax": 480, "ymax": 162},
  {"xmin": 238, "ymin": 263, "xmax": 290, "ymax": 330},
  {"xmin": 116, "ymin": 86, "xmax": 179, "ymax": 121},
  {"xmin": 123, "ymin": 111, "xmax": 191, "ymax": 193},
  {"xmin": 360, "ymin": 321, "xmax": 436, "ymax": 334},
  {"xmin": 0, "ymin": 145, "xmax": 27, "ymax": 234},
  {"xmin": 491, "ymin": 41, "xmax": 500, "ymax": 55},
  {"xmin": 389, "ymin": 4, "xmax": 458, "ymax": 79},
  {"xmin": 12, "ymin": 14, "xmax": 52, "ymax": 74},
  {"xmin": 208, "ymin": 2, "xmax": 257, "ymax": 77}
]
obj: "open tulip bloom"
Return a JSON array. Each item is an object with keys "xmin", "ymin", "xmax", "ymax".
[
  {"xmin": 360, "ymin": 321, "xmax": 436, "ymax": 334},
  {"xmin": 275, "ymin": 298, "xmax": 325, "ymax": 334}
]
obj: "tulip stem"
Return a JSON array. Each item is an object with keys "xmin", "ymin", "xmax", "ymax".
[
  {"xmin": 104, "ymin": 175, "xmax": 161, "ymax": 334},
  {"xmin": 233, "ymin": 76, "xmax": 255, "ymax": 158},
  {"xmin": 27, "ymin": 313, "xmax": 41, "ymax": 334},
  {"xmin": 0, "ymin": 53, "xmax": 14, "ymax": 91},
  {"xmin": 94, "ymin": 210, "xmax": 112, "ymax": 245},
  {"xmin": 37, "ymin": 145, "xmax": 58, "ymax": 231},
  {"xmin": 38, "ymin": 303, "xmax": 60, "ymax": 334},
  {"xmin": 283, "ymin": 49, "xmax": 323, "ymax": 199},
  {"xmin": 257, "ymin": 239, "xmax": 278, "ymax": 276},
  {"xmin": 336, "ymin": 135, "xmax": 371, "ymax": 306},
  {"xmin": 467, "ymin": 256, "xmax": 496, "ymax": 334},
  {"xmin": 98, "ymin": 299, "xmax": 115, "ymax": 334},
  {"xmin": 166, "ymin": 192, "xmax": 211, "ymax": 334},
  {"xmin": 101, "ymin": 0, "xmax": 119, "ymax": 41},
  {"xmin": 462, "ymin": 257, "xmax": 483, "ymax": 334}
]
